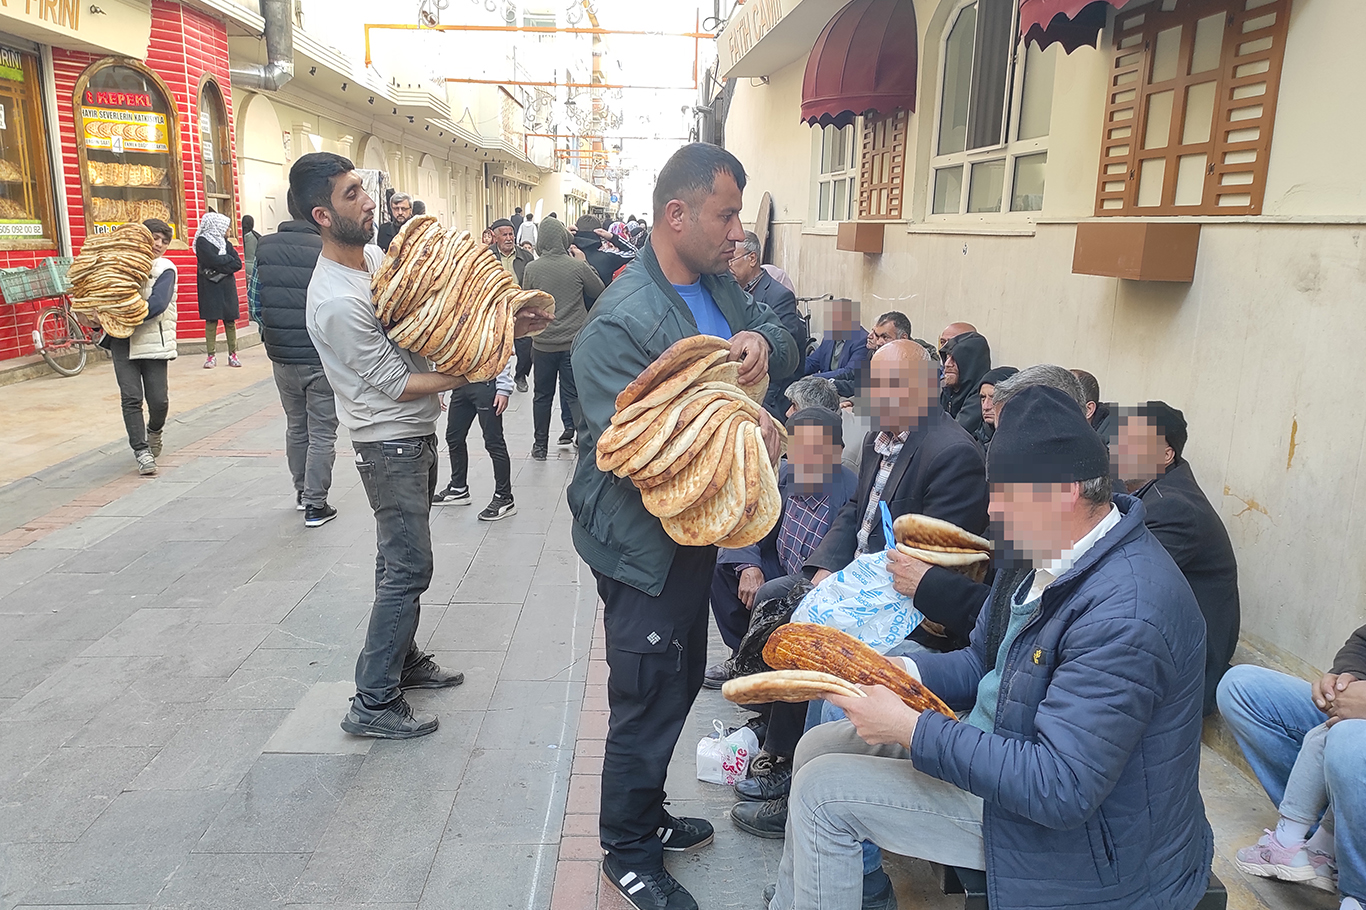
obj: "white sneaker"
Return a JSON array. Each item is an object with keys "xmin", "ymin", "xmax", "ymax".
[{"xmin": 136, "ymin": 451, "xmax": 157, "ymax": 476}]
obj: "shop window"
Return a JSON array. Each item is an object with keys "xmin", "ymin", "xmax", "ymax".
[
  {"xmin": 0, "ymin": 46, "xmax": 58, "ymax": 248},
  {"xmin": 198, "ymin": 79, "xmax": 234, "ymax": 227},
  {"xmin": 930, "ymin": 0, "xmax": 1056, "ymax": 216},
  {"xmin": 812, "ymin": 123, "xmax": 857, "ymax": 223},
  {"xmin": 859, "ymin": 110, "xmax": 907, "ymax": 220},
  {"xmin": 1095, "ymin": 0, "xmax": 1289, "ymax": 216},
  {"xmin": 74, "ymin": 59, "xmax": 185, "ymax": 240}
]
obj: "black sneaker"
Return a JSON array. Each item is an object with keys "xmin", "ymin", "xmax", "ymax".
[
  {"xmin": 557, "ymin": 428, "xmax": 575, "ymax": 447},
  {"xmin": 432, "ymin": 484, "xmax": 471, "ymax": 506},
  {"xmin": 702, "ymin": 659, "xmax": 734, "ymax": 690},
  {"xmin": 735, "ymin": 759, "xmax": 792, "ymax": 801},
  {"xmin": 295, "ymin": 490, "xmax": 305, "ymax": 511},
  {"xmin": 515, "ymin": 376, "xmax": 528, "ymax": 393},
  {"xmin": 401, "ymin": 653, "xmax": 465, "ymax": 689},
  {"xmin": 730, "ymin": 796, "xmax": 787, "ymax": 839},
  {"xmin": 304, "ymin": 504, "xmax": 338, "ymax": 528},
  {"xmin": 478, "ymin": 496, "xmax": 517, "ymax": 521},
  {"xmin": 656, "ymin": 812, "xmax": 713, "ymax": 852},
  {"xmin": 339, "ymin": 697, "xmax": 438, "ymax": 739},
  {"xmin": 601, "ymin": 855, "xmax": 698, "ymax": 910},
  {"xmin": 531, "ymin": 444, "xmax": 548, "ymax": 461}
]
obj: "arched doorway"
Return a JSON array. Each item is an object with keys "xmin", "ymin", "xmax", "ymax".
[
  {"xmin": 236, "ymin": 93, "xmax": 286, "ymax": 229},
  {"xmin": 197, "ymin": 77, "xmax": 234, "ymax": 228}
]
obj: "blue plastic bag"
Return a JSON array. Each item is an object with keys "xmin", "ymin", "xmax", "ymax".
[{"xmin": 790, "ymin": 502, "xmax": 924, "ymax": 653}]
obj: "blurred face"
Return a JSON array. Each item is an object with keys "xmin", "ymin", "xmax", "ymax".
[
  {"xmin": 942, "ymin": 352, "xmax": 960, "ymax": 388},
  {"xmin": 314, "ymin": 171, "xmax": 375, "ymax": 248},
  {"xmin": 980, "ymin": 383, "xmax": 998, "ymax": 427},
  {"xmin": 670, "ymin": 170, "xmax": 746, "ymax": 276},
  {"xmin": 390, "ymin": 197, "xmax": 411, "ymax": 224},
  {"xmin": 1113, "ymin": 416, "xmax": 1173, "ymax": 485},
  {"xmin": 481, "ymin": 228, "xmax": 494, "ymax": 245},
  {"xmin": 790, "ymin": 424, "xmax": 843, "ymax": 491},
  {"xmin": 494, "ymin": 226, "xmax": 517, "ymax": 255},
  {"xmin": 829, "ymin": 299, "xmax": 856, "ymax": 334},
  {"xmin": 990, "ymin": 482, "xmax": 1077, "ymax": 566},
  {"xmin": 868, "ymin": 344, "xmax": 936, "ymax": 434},
  {"xmin": 868, "ymin": 321, "xmax": 903, "ymax": 350},
  {"xmin": 728, "ymin": 249, "xmax": 759, "ymax": 286},
  {"xmin": 150, "ymin": 232, "xmax": 171, "ymax": 257}
]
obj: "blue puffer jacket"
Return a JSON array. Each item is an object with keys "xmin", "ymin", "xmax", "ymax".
[{"xmin": 911, "ymin": 495, "xmax": 1213, "ymax": 910}]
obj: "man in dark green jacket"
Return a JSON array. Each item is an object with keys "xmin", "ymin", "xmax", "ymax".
[{"xmin": 569, "ymin": 143, "xmax": 798, "ymax": 910}]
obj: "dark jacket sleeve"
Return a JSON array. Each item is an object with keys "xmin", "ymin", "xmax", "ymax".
[
  {"xmin": 810, "ymin": 335, "xmax": 870, "ymax": 383},
  {"xmin": 143, "ymin": 270, "xmax": 176, "ymax": 319},
  {"xmin": 804, "ymin": 340, "xmax": 828, "ymax": 376},
  {"xmin": 915, "ymin": 566, "xmax": 991, "ymax": 643},
  {"xmin": 1332, "ymin": 624, "xmax": 1366, "ymax": 677},
  {"xmin": 579, "ymin": 259, "xmax": 606, "ymax": 306},
  {"xmin": 738, "ymin": 293, "xmax": 798, "ymax": 382},
  {"xmin": 917, "ymin": 440, "xmax": 990, "ymax": 535},
  {"xmin": 1141, "ymin": 491, "xmax": 1203, "ymax": 571},
  {"xmin": 766, "ymin": 284, "xmax": 806, "ymax": 358}
]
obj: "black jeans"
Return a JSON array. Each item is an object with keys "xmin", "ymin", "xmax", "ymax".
[
  {"xmin": 444, "ymin": 378, "xmax": 511, "ymax": 500},
  {"xmin": 514, "ymin": 336, "xmax": 533, "ymax": 381},
  {"xmin": 351, "ymin": 435, "xmax": 438, "ymax": 714},
  {"xmin": 110, "ymin": 338, "xmax": 168, "ymax": 454},
  {"xmin": 595, "ymin": 546, "xmax": 717, "ymax": 870},
  {"xmin": 708, "ymin": 562, "xmax": 752, "ymax": 654},
  {"xmin": 532, "ymin": 348, "xmax": 576, "ymax": 446}
]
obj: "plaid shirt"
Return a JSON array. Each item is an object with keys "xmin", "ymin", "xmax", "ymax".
[
  {"xmin": 855, "ymin": 430, "xmax": 908, "ymax": 555},
  {"xmin": 776, "ymin": 491, "xmax": 835, "ymax": 577}
]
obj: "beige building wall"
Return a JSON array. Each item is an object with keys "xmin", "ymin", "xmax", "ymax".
[{"xmin": 723, "ymin": 0, "xmax": 1366, "ymax": 672}]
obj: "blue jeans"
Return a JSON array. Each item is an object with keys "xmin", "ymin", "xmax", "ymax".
[
  {"xmin": 1217, "ymin": 664, "xmax": 1366, "ymax": 901},
  {"xmin": 351, "ymin": 435, "xmax": 438, "ymax": 714}
]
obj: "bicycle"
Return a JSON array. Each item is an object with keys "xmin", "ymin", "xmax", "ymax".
[{"xmin": 0, "ymin": 256, "xmax": 102, "ymax": 377}]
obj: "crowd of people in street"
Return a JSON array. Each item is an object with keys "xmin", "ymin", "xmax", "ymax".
[{"xmin": 93, "ymin": 141, "xmax": 1363, "ymax": 910}]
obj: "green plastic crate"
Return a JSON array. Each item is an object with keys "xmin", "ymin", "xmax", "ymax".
[{"xmin": 0, "ymin": 256, "xmax": 72, "ymax": 305}]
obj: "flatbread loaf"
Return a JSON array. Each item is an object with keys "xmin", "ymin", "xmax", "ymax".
[
  {"xmin": 721, "ymin": 670, "xmax": 866, "ymax": 704},
  {"xmin": 615, "ymin": 335, "xmax": 730, "ymax": 412}
]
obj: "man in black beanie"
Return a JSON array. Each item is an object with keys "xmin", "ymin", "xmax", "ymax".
[{"xmin": 766, "ymin": 384, "xmax": 1213, "ymax": 910}]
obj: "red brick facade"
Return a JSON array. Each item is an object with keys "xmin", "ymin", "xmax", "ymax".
[{"xmin": 0, "ymin": 1, "xmax": 242, "ymax": 362}]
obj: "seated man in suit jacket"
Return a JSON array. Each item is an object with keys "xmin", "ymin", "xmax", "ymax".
[
  {"xmin": 730, "ymin": 232, "xmax": 810, "ymax": 422},
  {"xmin": 707, "ymin": 407, "xmax": 858, "ymax": 685},
  {"xmin": 805, "ymin": 297, "xmax": 871, "ymax": 393}
]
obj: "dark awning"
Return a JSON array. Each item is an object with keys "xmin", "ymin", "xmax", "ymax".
[
  {"xmin": 1020, "ymin": 0, "xmax": 1130, "ymax": 53},
  {"xmin": 801, "ymin": 0, "xmax": 918, "ymax": 129}
]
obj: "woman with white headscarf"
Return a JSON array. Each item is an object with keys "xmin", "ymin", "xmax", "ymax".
[{"xmin": 194, "ymin": 210, "xmax": 243, "ymax": 368}]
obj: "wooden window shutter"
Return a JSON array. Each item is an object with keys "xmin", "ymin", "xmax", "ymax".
[{"xmin": 859, "ymin": 109, "xmax": 908, "ymax": 219}]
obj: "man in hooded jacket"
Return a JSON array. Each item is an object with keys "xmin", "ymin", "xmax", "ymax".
[
  {"xmin": 523, "ymin": 216, "xmax": 605, "ymax": 458},
  {"xmin": 939, "ymin": 331, "xmax": 991, "ymax": 439}
]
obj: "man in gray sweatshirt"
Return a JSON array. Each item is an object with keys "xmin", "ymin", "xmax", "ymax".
[
  {"xmin": 523, "ymin": 216, "xmax": 605, "ymax": 459},
  {"xmin": 295, "ymin": 153, "xmax": 548, "ymax": 739}
]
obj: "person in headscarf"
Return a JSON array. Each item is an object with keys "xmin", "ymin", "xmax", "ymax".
[
  {"xmin": 975, "ymin": 365, "xmax": 1019, "ymax": 447},
  {"xmin": 194, "ymin": 210, "xmax": 243, "ymax": 368},
  {"xmin": 939, "ymin": 331, "xmax": 991, "ymax": 437}
]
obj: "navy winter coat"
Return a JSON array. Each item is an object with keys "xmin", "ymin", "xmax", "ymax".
[{"xmin": 911, "ymin": 495, "xmax": 1213, "ymax": 910}]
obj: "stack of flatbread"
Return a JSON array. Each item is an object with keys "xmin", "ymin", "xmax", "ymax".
[
  {"xmin": 893, "ymin": 514, "xmax": 993, "ymax": 584},
  {"xmin": 370, "ymin": 215, "xmax": 556, "ymax": 382},
  {"xmin": 596, "ymin": 335, "xmax": 782, "ymax": 548},
  {"xmin": 67, "ymin": 222, "xmax": 154, "ymax": 338}
]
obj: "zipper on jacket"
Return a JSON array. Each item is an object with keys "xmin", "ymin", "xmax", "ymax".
[{"xmin": 672, "ymin": 639, "xmax": 683, "ymax": 672}]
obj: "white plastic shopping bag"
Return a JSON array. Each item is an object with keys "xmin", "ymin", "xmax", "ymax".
[
  {"xmin": 696, "ymin": 720, "xmax": 759, "ymax": 786},
  {"xmin": 790, "ymin": 502, "xmax": 924, "ymax": 653}
]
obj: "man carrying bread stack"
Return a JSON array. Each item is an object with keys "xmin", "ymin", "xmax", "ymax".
[
  {"xmin": 291, "ymin": 153, "xmax": 551, "ymax": 740},
  {"xmin": 766, "ymin": 384, "xmax": 1212, "ymax": 910},
  {"xmin": 568, "ymin": 142, "xmax": 799, "ymax": 910}
]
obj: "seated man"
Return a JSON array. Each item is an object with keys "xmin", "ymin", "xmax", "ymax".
[
  {"xmin": 1113, "ymin": 402, "xmax": 1239, "ymax": 715},
  {"xmin": 1219, "ymin": 625, "xmax": 1365, "ymax": 910},
  {"xmin": 938, "ymin": 331, "xmax": 992, "ymax": 439},
  {"xmin": 806, "ymin": 297, "xmax": 871, "ymax": 393},
  {"xmin": 707, "ymin": 407, "xmax": 857, "ymax": 688},
  {"xmin": 974, "ymin": 366, "xmax": 1018, "ymax": 448},
  {"xmin": 1072, "ymin": 368, "xmax": 1117, "ymax": 441},
  {"xmin": 767, "ymin": 385, "xmax": 1213, "ymax": 910}
]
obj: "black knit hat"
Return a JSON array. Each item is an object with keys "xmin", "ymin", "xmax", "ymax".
[
  {"xmin": 787, "ymin": 407, "xmax": 844, "ymax": 447},
  {"xmin": 1135, "ymin": 401, "xmax": 1188, "ymax": 459},
  {"xmin": 490, "ymin": 218, "xmax": 513, "ymax": 230},
  {"xmin": 988, "ymin": 385, "xmax": 1110, "ymax": 484}
]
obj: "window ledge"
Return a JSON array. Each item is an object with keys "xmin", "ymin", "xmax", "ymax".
[
  {"xmin": 802, "ymin": 224, "xmax": 841, "ymax": 236},
  {"xmin": 1037, "ymin": 215, "xmax": 1366, "ymax": 226},
  {"xmin": 906, "ymin": 223, "xmax": 1037, "ymax": 237}
]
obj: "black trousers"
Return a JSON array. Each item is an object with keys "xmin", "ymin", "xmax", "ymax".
[
  {"xmin": 444, "ymin": 378, "xmax": 512, "ymax": 500},
  {"xmin": 595, "ymin": 546, "xmax": 717, "ymax": 870},
  {"xmin": 532, "ymin": 348, "xmax": 577, "ymax": 446},
  {"xmin": 110, "ymin": 337, "xmax": 168, "ymax": 454},
  {"xmin": 708, "ymin": 563, "xmax": 751, "ymax": 654},
  {"xmin": 514, "ymin": 336, "xmax": 532, "ymax": 381}
]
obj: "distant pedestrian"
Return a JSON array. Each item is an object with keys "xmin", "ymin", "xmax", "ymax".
[
  {"xmin": 523, "ymin": 215, "xmax": 604, "ymax": 459},
  {"xmin": 241, "ymin": 214, "xmax": 261, "ymax": 282},
  {"xmin": 516, "ymin": 211, "xmax": 538, "ymax": 248},
  {"xmin": 572, "ymin": 215, "xmax": 631, "ymax": 288},
  {"xmin": 510, "ymin": 206, "xmax": 524, "ymax": 234},
  {"xmin": 488, "ymin": 218, "xmax": 535, "ymax": 392},
  {"xmin": 250, "ymin": 191, "xmax": 339, "ymax": 527},
  {"xmin": 433, "ymin": 357, "xmax": 517, "ymax": 520},
  {"xmin": 376, "ymin": 192, "xmax": 412, "ymax": 251},
  {"xmin": 194, "ymin": 210, "xmax": 242, "ymax": 369},
  {"xmin": 410, "ymin": 199, "xmax": 426, "ymax": 216},
  {"xmin": 111, "ymin": 218, "xmax": 177, "ymax": 476}
]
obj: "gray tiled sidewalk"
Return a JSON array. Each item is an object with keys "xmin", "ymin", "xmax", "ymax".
[{"xmin": 0, "ymin": 379, "xmax": 595, "ymax": 910}]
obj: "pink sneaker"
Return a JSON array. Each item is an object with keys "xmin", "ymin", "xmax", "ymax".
[
  {"xmin": 228, "ymin": 353, "xmax": 242, "ymax": 368},
  {"xmin": 1307, "ymin": 848, "xmax": 1338, "ymax": 892},
  {"xmin": 1235, "ymin": 829, "xmax": 1315, "ymax": 882},
  {"xmin": 203, "ymin": 355, "xmax": 216, "ymax": 369}
]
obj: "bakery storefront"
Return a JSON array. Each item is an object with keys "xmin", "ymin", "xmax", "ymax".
[{"xmin": 0, "ymin": 1, "xmax": 240, "ymax": 363}]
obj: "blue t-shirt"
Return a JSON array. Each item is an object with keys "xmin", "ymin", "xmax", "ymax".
[{"xmin": 673, "ymin": 280, "xmax": 732, "ymax": 339}]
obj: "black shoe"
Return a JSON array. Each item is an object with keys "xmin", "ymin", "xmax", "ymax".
[
  {"xmin": 478, "ymin": 496, "xmax": 517, "ymax": 521},
  {"xmin": 432, "ymin": 484, "xmax": 471, "ymax": 505},
  {"xmin": 743, "ymin": 715, "xmax": 769, "ymax": 746},
  {"xmin": 734, "ymin": 760, "xmax": 792, "ymax": 801},
  {"xmin": 295, "ymin": 490, "xmax": 305, "ymax": 511},
  {"xmin": 557, "ymin": 428, "xmax": 575, "ymax": 447},
  {"xmin": 730, "ymin": 796, "xmax": 787, "ymax": 839},
  {"xmin": 339, "ymin": 697, "xmax": 438, "ymax": 739},
  {"xmin": 304, "ymin": 504, "xmax": 338, "ymax": 528},
  {"xmin": 400, "ymin": 653, "xmax": 465, "ymax": 689},
  {"xmin": 862, "ymin": 867, "xmax": 898, "ymax": 910},
  {"xmin": 515, "ymin": 376, "xmax": 528, "ymax": 393},
  {"xmin": 531, "ymin": 444, "xmax": 548, "ymax": 461},
  {"xmin": 702, "ymin": 659, "xmax": 734, "ymax": 690},
  {"xmin": 657, "ymin": 812, "xmax": 714, "ymax": 852},
  {"xmin": 601, "ymin": 855, "xmax": 698, "ymax": 910}
]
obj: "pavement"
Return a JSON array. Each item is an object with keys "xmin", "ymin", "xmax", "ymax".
[{"xmin": 0, "ymin": 369, "xmax": 1341, "ymax": 910}]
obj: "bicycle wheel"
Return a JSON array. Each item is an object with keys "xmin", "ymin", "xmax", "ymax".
[{"xmin": 34, "ymin": 307, "xmax": 86, "ymax": 376}]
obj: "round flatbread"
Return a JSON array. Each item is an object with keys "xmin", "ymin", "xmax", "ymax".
[
  {"xmin": 637, "ymin": 402, "xmax": 745, "ymax": 518},
  {"xmin": 659, "ymin": 428, "xmax": 747, "ymax": 545},
  {"xmin": 721, "ymin": 670, "xmax": 866, "ymax": 705},
  {"xmin": 623, "ymin": 394, "xmax": 732, "ymax": 478},
  {"xmin": 612, "ymin": 350, "xmax": 729, "ymax": 426},
  {"xmin": 615, "ymin": 335, "xmax": 731, "ymax": 412},
  {"xmin": 893, "ymin": 513, "xmax": 992, "ymax": 552},
  {"xmin": 632, "ymin": 398, "xmax": 742, "ymax": 485},
  {"xmin": 894, "ymin": 544, "xmax": 991, "ymax": 567},
  {"xmin": 716, "ymin": 425, "xmax": 782, "ymax": 548}
]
